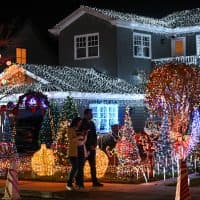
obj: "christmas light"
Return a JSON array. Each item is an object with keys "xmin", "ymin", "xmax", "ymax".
[
  {"xmin": 31, "ymin": 144, "xmax": 55, "ymax": 176},
  {"xmin": 84, "ymin": 147, "xmax": 109, "ymax": 179},
  {"xmin": 51, "ymin": 6, "xmax": 200, "ymax": 35}
]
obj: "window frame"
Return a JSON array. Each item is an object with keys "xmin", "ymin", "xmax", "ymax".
[
  {"xmin": 89, "ymin": 103, "xmax": 119, "ymax": 133},
  {"xmin": 196, "ymin": 35, "xmax": 200, "ymax": 55},
  {"xmin": 16, "ymin": 48, "xmax": 27, "ymax": 64},
  {"xmin": 171, "ymin": 36, "xmax": 186, "ymax": 57},
  {"xmin": 74, "ymin": 33, "xmax": 99, "ymax": 60},
  {"xmin": 133, "ymin": 33, "xmax": 151, "ymax": 59}
]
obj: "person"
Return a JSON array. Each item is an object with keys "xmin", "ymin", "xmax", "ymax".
[
  {"xmin": 66, "ymin": 117, "xmax": 87, "ymax": 190},
  {"xmin": 82, "ymin": 108, "xmax": 104, "ymax": 187},
  {"xmin": 75, "ymin": 123, "xmax": 89, "ymax": 189}
]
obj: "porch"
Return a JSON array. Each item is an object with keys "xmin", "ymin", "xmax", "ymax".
[{"xmin": 152, "ymin": 55, "xmax": 200, "ymax": 67}]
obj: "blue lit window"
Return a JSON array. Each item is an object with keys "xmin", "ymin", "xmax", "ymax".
[{"xmin": 89, "ymin": 104, "xmax": 118, "ymax": 133}]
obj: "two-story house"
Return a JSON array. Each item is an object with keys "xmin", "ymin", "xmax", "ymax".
[{"xmin": 49, "ymin": 6, "xmax": 200, "ymax": 84}]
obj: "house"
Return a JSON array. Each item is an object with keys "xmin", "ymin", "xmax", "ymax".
[
  {"xmin": 0, "ymin": 64, "xmax": 145, "ymax": 133},
  {"xmin": 49, "ymin": 6, "xmax": 200, "ymax": 84},
  {"xmin": 0, "ymin": 19, "xmax": 57, "ymax": 72}
]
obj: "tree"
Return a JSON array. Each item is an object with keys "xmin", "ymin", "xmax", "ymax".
[
  {"xmin": 115, "ymin": 106, "xmax": 141, "ymax": 177},
  {"xmin": 145, "ymin": 62, "xmax": 200, "ymax": 199},
  {"xmin": 49, "ymin": 100, "xmax": 60, "ymax": 141},
  {"xmin": 59, "ymin": 96, "xmax": 78, "ymax": 122},
  {"xmin": 0, "ymin": 21, "xmax": 16, "ymax": 71},
  {"xmin": 1, "ymin": 112, "xmax": 13, "ymax": 143},
  {"xmin": 53, "ymin": 96, "xmax": 78, "ymax": 166},
  {"xmin": 145, "ymin": 63, "xmax": 200, "ymax": 139},
  {"xmin": 38, "ymin": 109, "xmax": 53, "ymax": 148},
  {"xmin": 53, "ymin": 121, "xmax": 69, "ymax": 166}
]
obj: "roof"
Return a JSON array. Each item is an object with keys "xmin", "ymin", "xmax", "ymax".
[
  {"xmin": 49, "ymin": 6, "xmax": 200, "ymax": 35},
  {"xmin": 0, "ymin": 64, "xmax": 143, "ymax": 98}
]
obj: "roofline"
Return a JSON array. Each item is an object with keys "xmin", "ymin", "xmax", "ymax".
[
  {"xmin": 49, "ymin": 5, "xmax": 200, "ymax": 36},
  {"xmin": 0, "ymin": 92, "xmax": 144, "ymax": 103},
  {"xmin": 24, "ymin": 70, "xmax": 49, "ymax": 84},
  {"xmin": 48, "ymin": 5, "xmax": 116, "ymax": 36},
  {"xmin": 113, "ymin": 20, "xmax": 200, "ymax": 34}
]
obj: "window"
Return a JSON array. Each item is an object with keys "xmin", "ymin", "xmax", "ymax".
[
  {"xmin": 74, "ymin": 33, "xmax": 99, "ymax": 59},
  {"xmin": 133, "ymin": 33, "xmax": 151, "ymax": 58},
  {"xmin": 196, "ymin": 35, "xmax": 200, "ymax": 55},
  {"xmin": 89, "ymin": 104, "xmax": 118, "ymax": 133},
  {"xmin": 171, "ymin": 37, "xmax": 185, "ymax": 57},
  {"xmin": 16, "ymin": 48, "xmax": 27, "ymax": 64}
]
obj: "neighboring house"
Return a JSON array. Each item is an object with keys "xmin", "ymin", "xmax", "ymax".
[
  {"xmin": 49, "ymin": 6, "xmax": 200, "ymax": 84},
  {"xmin": 0, "ymin": 64, "xmax": 145, "ymax": 132},
  {"xmin": 0, "ymin": 19, "xmax": 57, "ymax": 72}
]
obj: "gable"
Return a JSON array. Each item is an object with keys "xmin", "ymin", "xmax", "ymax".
[
  {"xmin": 0, "ymin": 65, "xmax": 48, "ymax": 86},
  {"xmin": 49, "ymin": 6, "xmax": 200, "ymax": 36},
  {"xmin": 49, "ymin": 6, "xmax": 114, "ymax": 36}
]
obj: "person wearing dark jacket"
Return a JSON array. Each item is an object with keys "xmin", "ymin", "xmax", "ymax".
[{"xmin": 82, "ymin": 108, "xmax": 103, "ymax": 187}]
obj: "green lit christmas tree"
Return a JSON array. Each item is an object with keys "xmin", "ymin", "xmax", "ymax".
[
  {"xmin": 59, "ymin": 96, "xmax": 78, "ymax": 122},
  {"xmin": 49, "ymin": 100, "xmax": 60, "ymax": 141},
  {"xmin": 38, "ymin": 109, "xmax": 53, "ymax": 148}
]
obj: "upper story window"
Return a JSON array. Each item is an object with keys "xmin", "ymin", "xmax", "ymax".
[
  {"xmin": 74, "ymin": 33, "xmax": 99, "ymax": 60},
  {"xmin": 133, "ymin": 33, "xmax": 151, "ymax": 59},
  {"xmin": 89, "ymin": 103, "xmax": 118, "ymax": 133},
  {"xmin": 196, "ymin": 35, "xmax": 200, "ymax": 55},
  {"xmin": 16, "ymin": 48, "xmax": 27, "ymax": 64}
]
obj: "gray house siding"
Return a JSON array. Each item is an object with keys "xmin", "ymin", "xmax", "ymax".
[
  {"xmin": 59, "ymin": 14, "xmax": 117, "ymax": 77},
  {"xmin": 186, "ymin": 34, "xmax": 197, "ymax": 56},
  {"xmin": 151, "ymin": 34, "xmax": 171, "ymax": 59},
  {"xmin": 116, "ymin": 28, "xmax": 152, "ymax": 84}
]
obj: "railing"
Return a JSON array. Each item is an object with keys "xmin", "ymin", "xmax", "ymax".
[{"xmin": 152, "ymin": 55, "xmax": 200, "ymax": 66}]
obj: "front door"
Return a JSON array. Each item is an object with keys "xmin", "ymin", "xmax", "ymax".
[{"xmin": 171, "ymin": 37, "xmax": 185, "ymax": 57}]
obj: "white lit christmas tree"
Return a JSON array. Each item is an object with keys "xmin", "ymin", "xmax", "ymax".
[{"xmin": 154, "ymin": 114, "xmax": 175, "ymax": 178}]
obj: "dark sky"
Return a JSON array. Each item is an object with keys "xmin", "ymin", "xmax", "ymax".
[{"xmin": 1, "ymin": 0, "xmax": 200, "ymax": 31}]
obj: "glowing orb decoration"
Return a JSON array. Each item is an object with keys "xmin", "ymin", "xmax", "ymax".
[
  {"xmin": 31, "ymin": 144, "xmax": 55, "ymax": 176},
  {"xmin": 84, "ymin": 147, "xmax": 109, "ymax": 179},
  {"xmin": 1, "ymin": 79, "xmax": 7, "ymax": 85},
  {"xmin": 6, "ymin": 60, "xmax": 12, "ymax": 66}
]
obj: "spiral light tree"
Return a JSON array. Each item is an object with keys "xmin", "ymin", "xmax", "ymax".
[{"xmin": 145, "ymin": 62, "xmax": 200, "ymax": 200}]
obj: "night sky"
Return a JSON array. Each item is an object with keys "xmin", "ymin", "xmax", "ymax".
[{"xmin": 1, "ymin": 0, "xmax": 200, "ymax": 32}]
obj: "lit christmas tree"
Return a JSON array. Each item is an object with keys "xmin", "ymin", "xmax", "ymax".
[
  {"xmin": 59, "ymin": 96, "xmax": 78, "ymax": 122},
  {"xmin": 154, "ymin": 114, "xmax": 175, "ymax": 178},
  {"xmin": 38, "ymin": 109, "xmax": 53, "ymax": 148},
  {"xmin": 49, "ymin": 100, "xmax": 60, "ymax": 141},
  {"xmin": 53, "ymin": 121, "xmax": 69, "ymax": 166},
  {"xmin": 189, "ymin": 108, "xmax": 200, "ymax": 152},
  {"xmin": 54, "ymin": 96, "xmax": 78, "ymax": 166},
  {"xmin": 2, "ymin": 112, "xmax": 13, "ymax": 143},
  {"xmin": 115, "ymin": 106, "xmax": 141, "ymax": 177}
]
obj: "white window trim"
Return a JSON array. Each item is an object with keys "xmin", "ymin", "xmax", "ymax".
[
  {"xmin": 89, "ymin": 103, "xmax": 119, "ymax": 133},
  {"xmin": 74, "ymin": 32, "xmax": 99, "ymax": 60},
  {"xmin": 133, "ymin": 33, "xmax": 151, "ymax": 59},
  {"xmin": 196, "ymin": 35, "xmax": 200, "ymax": 55},
  {"xmin": 171, "ymin": 36, "xmax": 186, "ymax": 57}
]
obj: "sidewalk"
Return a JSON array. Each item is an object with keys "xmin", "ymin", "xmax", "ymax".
[{"xmin": 0, "ymin": 177, "xmax": 199, "ymax": 200}]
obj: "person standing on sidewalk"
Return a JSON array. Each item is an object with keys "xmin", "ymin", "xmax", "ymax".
[
  {"xmin": 82, "ymin": 108, "xmax": 103, "ymax": 187},
  {"xmin": 66, "ymin": 117, "xmax": 82, "ymax": 190}
]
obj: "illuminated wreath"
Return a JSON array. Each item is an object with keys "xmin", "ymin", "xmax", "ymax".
[{"xmin": 17, "ymin": 90, "xmax": 49, "ymax": 113}]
